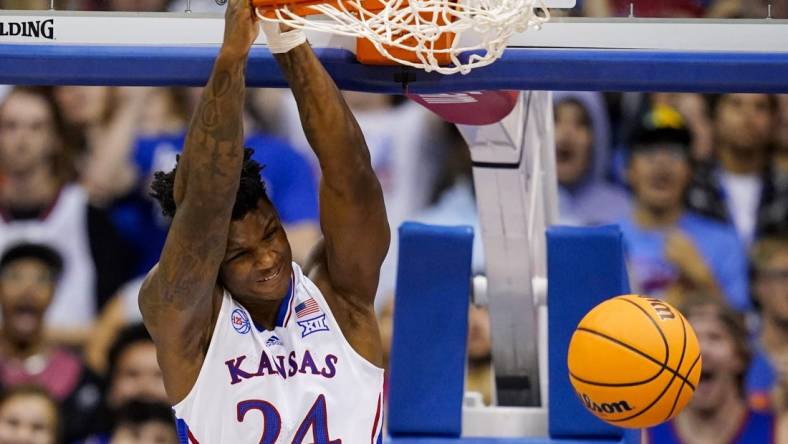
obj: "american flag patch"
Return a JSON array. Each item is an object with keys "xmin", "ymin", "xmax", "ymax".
[{"xmin": 295, "ymin": 298, "xmax": 321, "ymax": 319}]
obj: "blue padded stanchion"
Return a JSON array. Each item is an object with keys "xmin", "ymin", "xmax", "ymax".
[
  {"xmin": 388, "ymin": 222, "xmax": 474, "ymax": 437},
  {"xmin": 547, "ymin": 225, "xmax": 633, "ymax": 440}
]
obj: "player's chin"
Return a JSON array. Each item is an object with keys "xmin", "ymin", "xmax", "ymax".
[{"xmin": 252, "ymin": 262, "xmax": 292, "ymax": 299}]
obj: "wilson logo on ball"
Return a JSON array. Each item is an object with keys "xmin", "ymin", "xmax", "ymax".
[{"xmin": 581, "ymin": 394, "xmax": 634, "ymax": 415}]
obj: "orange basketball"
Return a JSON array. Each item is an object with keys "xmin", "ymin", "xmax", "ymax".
[{"xmin": 567, "ymin": 295, "xmax": 702, "ymax": 429}]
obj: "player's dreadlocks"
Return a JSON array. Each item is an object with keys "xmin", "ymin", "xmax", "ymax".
[{"xmin": 150, "ymin": 148, "xmax": 268, "ymax": 220}]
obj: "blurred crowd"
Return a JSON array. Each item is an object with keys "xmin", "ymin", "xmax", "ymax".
[{"xmin": 0, "ymin": 1, "xmax": 787, "ymax": 443}]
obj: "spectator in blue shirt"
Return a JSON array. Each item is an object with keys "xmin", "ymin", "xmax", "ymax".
[
  {"xmin": 746, "ymin": 234, "xmax": 788, "ymax": 413},
  {"xmin": 554, "ymin": 91, "xmax": 630, "ymax": 225},
  {"xmin": 646, "ymin": 299, "xmax": 778, "ymax": 444},
  {"xmin": 617, "ymin": 104, "xmax": 749, "ymax": 311}
]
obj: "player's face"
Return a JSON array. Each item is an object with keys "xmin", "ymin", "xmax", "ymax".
[
  {"xmin": 0, "ymin": 92, "xmax": 58, "ymax": 175},
  {"xmin": 0, "ymin": 394, "xmax": 58, "ymax": 444},
  {"xmin": 221, "ymin": 199, "xmax": 293, "ymax": 302},
  {"xmin": 554, "ymin": 101, "xmax": 593, "ymax": 187},
  {"xmin": 626, "ymin": 146, "xmax": 691, "ymax": 213},
  {"xmin": 0, "ymin": 259, "xmax": 56, "ymax": 346},
  {"xmin": 755, "ymin": 251, "xmax": 788, "ymax": 324},
  {"xmin": 109, "ymin": 342, "xmax": 167, "ymax": 408},
  {"xmin": 688, "ymin": 311, "xmax": 744, "ymax": 413},
  {"xmin": 715, "ymin": 93, "xmax": 774, "ymax": 153}
]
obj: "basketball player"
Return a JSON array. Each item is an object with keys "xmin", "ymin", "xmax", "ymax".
[
  {"xmin": 139, "ymin": 0, "xmax": 389, "ymax": 441},
  {"xmin": 646, "ymin": 300, "xmax": 777, "ymax": 444}
]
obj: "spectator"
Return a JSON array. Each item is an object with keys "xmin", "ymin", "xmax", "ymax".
[
  {"xmin": 108, "ymin": 400, "xmax": 179, "ymax": 444},
  {"xmin": 747, "ymin": 235, "xmax": 788, "ymax": 413},
  {"xmin": 105, "ymin": 324, "xmax": 167, "ymax": 408},
  {"xmin": 757, "ymin": 95, "xmax": 788, "ymax": 236},
  {"xmin": 688, "ymin": 94, "xmax": 779, "ymax": 246},
  {"xmin": 55, "ymin": 86, "xmax": 175, "ymax": 276},
  {"xmin": 0, "ymin": 385, "xmax": 59, "ymax": 444},
  {"xmin": 617, "ymin": 105, "xmax": 748, "ymax": 310},
  {"xmin": 0, "ymin": 87, "xmax": 137, "ymax": 340},
  {"xmin": 82, "ymin": 323, "xmax": 167, "ymax": 442},
  {"xmin": 647, "ymin": 300, "xmax": 778, "ymax": 443},
  {"xmin": 53, "ymin": 86, "xmax": 147, "ymax": 206},
  {"xmin": 554, "ymin": 92, "xmax": 630, "ymax": 225},
  {"xmin": 0, "ymin": 243, "xmax": 103, "ymax": 442},
  {"xmin": 466, "ymin": 304, "xmax": 493, "ymax": 406},
  {"xmin": 651, "ymin": 93, "xmax": 715, "ymax": 163}
]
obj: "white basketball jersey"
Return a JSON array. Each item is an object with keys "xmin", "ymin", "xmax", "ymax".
[{"xmin": 172, "ymin": 263, "xmax": 385, "ymax": 444}]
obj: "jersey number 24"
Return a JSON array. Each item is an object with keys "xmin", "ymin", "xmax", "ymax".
[{"xmin": 237, "ymin": 394, "xmax": 342, "ymax": 443}]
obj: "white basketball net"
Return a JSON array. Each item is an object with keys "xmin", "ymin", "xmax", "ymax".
[{"xmin": 255, "ymin": 0, "xmax": 549, "ymax": 75}]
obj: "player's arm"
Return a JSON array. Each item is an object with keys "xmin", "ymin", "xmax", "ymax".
[
  {"xmin": 138, "ymin": 0, "xmax": 258, "ymax": 404},
  {"xmin": 272, "ymin": 39, "xmax": 389, "ymax": 305}
]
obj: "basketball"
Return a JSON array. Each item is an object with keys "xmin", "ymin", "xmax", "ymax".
[{"xmin": 567, "ymin": 295, "xmax": 702, "ymax": 429}]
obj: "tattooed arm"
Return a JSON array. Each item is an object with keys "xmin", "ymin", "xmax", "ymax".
[
  {"xmin": 138, "ymin": 0, "xmax": 258, "ymax": 405},
  {"xmin": 274, "ymin": 45, "xmax": 389, "ymax": 321}
]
